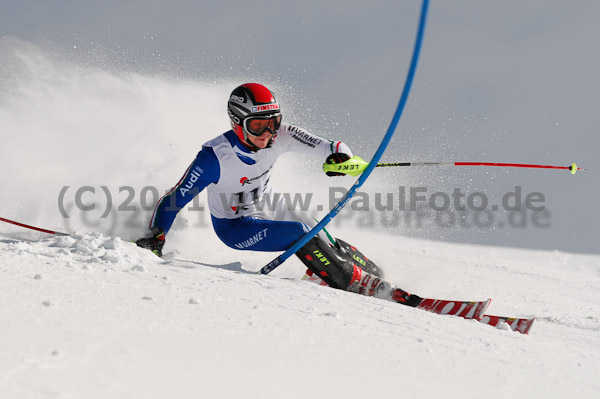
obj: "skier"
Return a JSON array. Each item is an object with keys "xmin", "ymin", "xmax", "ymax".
[{"xmin": 136, "ymin": 83, "xmax": 419, "ymax": 304}]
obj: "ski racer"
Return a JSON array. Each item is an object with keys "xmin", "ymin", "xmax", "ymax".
[{"xmin": 136, "ymin": 83, "xmax": 419, "ymax": 304}]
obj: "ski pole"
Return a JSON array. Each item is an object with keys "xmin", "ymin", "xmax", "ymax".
[
  {"xmin": 323, "ymin": 156, "xmax": 586, "ymax": 177},
  {"xmin": 0, "ymin": 217, "xmax": 69, "ymax": 236}
]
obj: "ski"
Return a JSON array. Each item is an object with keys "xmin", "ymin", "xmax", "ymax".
[
  {"xmin": 478, "ymin": 315, "xmax": 535, "ymax": 334},
  {"xmin": 303, "ymin": 271, "xmax": 490, "ymax": 320},
  {"xmin": 303, "ymin": 271, "xmax": 535, "ymax": 333},
  {"xmin": 411, "ymin": 294, "xmax": 491, "ymax": 320}
]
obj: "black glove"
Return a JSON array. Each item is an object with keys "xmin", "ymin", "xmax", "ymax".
[
  {"xmin": 135, "ymin": 227, "xmax": 166, "ymax": 257},
  {"xmin": 325, "ymin": 153, "xmax": 351, "ymax": 176}
]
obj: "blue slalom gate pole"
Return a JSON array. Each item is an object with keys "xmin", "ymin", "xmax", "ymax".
[{"xmin": 260, "ymin": 0, "xmax": 430, "ymax": 275}]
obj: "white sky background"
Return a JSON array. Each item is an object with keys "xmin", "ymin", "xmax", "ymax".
[{"xmin": 1, "ymin": 0, "xmax": 598, "ymax": 254}]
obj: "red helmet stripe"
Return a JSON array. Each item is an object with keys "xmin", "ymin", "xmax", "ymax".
[{"xmin": 243, "ymin": 83, "xmax": 275, "ymax": 104}]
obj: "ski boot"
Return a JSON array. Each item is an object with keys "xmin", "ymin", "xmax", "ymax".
[
  {"xmin": 296, "ymin": 236, "xmax": 390, "ymax": 299},
  {"xmin": 296, "ymin": 236, "xmax": 423, "ymax": 306}
]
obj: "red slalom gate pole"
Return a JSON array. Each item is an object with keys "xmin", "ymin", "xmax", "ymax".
[{"xmin": 0, "ymin": 217, "xmax": 69, "ymax": 236}]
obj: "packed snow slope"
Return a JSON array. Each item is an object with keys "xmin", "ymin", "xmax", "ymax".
[
  {"xmin": 0, "ymin": 231, "xmax": 599, "ymax": 399},
  {"xmin": 1, "ymin": 40, "xmax": 599, "ymax": 398}
]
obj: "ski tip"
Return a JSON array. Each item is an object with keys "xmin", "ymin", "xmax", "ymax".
[
  {"xmin": 523, "ymin": 318, "xmax": 535, "ymax": 335},
  {"xmin": 475, "ymin": 299, "xmax": 492, "ymax": 320},
  {"xmin": 480, "ymin": 315, "xmax": 535, "ymax": 334}
]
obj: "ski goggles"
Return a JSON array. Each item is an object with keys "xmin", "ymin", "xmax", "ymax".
[{"xmin": 244, "ymin": 114, "xmax": 282, "ymax": 136}]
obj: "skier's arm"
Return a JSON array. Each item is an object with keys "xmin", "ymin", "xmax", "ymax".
[
  {"xmin": 278, "ymin": 123, "xmax": 353, "ymax": 159},
  {"xmin": 149, "ymin": 147, "xmax": 220, "ymax": 235}
]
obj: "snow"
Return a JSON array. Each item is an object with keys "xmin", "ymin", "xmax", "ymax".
[
  {"xmin": 1, "ymin": 40, "xmax": 599, "ymax": 398},
  {"xmin": 1, "ymin": 232, "xmax": 599, "ymax": 398}
]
